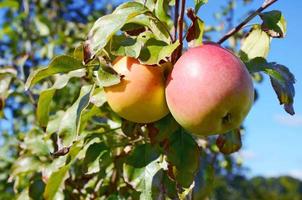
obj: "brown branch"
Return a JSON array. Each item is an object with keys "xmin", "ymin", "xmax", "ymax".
[
  {"xmin": 217, "ymin": 0, "xmax": 278, "ymax": 44},
  {"xmin": 178, "ymin": 0, "xmax": 186, "ymax": 50},
  {"xmin": 174, "ymin": 0, "xmax": 180, "ymax": 42}
]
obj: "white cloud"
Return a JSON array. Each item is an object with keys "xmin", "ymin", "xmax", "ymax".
[
  {"xmin": 274, "ymin": 114, "xmax": 302, "ymax": 127},
  {"xmin": 288, "ymin": 169, "xmax": 302, "ymax": 180},
  {"xmin": 240, "ymin": 150, "xmax": 257, "ymax": 159}
]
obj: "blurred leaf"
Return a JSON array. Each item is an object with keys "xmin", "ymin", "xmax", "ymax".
[
  {"xmin": 0, "ymin": 0, "xmax": 19, "ymax": 9},
  {"xmin": 34, "ymin": 17, "xmax": 50, "ymax": 36},
  {"xmin": 124, "ymin": 144, "xmax": 162, "ymax": 200},
  {"xmin": 58, "ymin": 85, "xmax": 93, "ymax": 146},
  {"xmin": 11, "ymin": 157, "xmax": 41, "ymax": 176},
  {"xmin": 195, "ymin": 0, "xmax": 208, "ymax": 13},
  {"xmin": 25, "ymin": 55, "xmax": 85, "ymax": 89},
  {"xmin": 186, "ymin": 8, "xmax": 205, "ymax": 47},
  {"xmin": 86, "ymin": 2, "xmax": 148, "ymax": 57},
  {"xmin": 83, "ymin": 142, "xmax": 108, "ymax": 173},
  {"xmin": 44, "ymin": 142, "xmax": 82, "ymax": 200},
  {"xmin": 260, "ymin": 10, "xmax": 286, "ymax": 38},
  {"xmin": 153, "ymin": 114, "xmax": 180, "ymax": 143},
  {"xmin": 37, "ymin": 69, "xmax": 86, "ymax": 127},
  {"xmin": 167, "ymin": 129, "xmax": 200, "ymax": 187},
  {"xmin": 90, "ymin": 87, "xmax": 107, "ymax": 107},
  {"xmin": 216, "ymin": 129, "xmax": 242, "ymax": 154},
  {"xmin": 29, "ymin": 173, "xmax": 45, "ymax": 200},
  {"xmin": 240, "ymin": 25, "xmax": 271, "ymax": 60}
]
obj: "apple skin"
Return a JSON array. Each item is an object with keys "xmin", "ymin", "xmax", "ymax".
[
  {"xmin": 104, "ymin": 56, "xmax": 169, "ymax": 123},
  {"xmin": 165, "ymin": 43, "xmax": 254, "ymax": 136}
]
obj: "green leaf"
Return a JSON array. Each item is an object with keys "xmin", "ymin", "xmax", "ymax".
[
  {"xmin": 90, "ymin": 87, "xmax": 107, "ymax": 107},
  {"xmin": 155, "ymin": 0, "xmax": 173, "ymax": 28},
  {"xmin": 11, "ymin": 157, "xmax": 41, "ymax": 176},
  {"xmin": 29, "ymin": 173, "xmax": 45, "ymax": 200},
  {"xmin": 186, "ymin": 8, "xmax": 205, "ymax": 47},
  {"xmin": 25, "ymin": 55, "xmax": 85, "ymax": 89},
  {"xmin": 139, "ymin": 33, "xmax": 179, "ymax": 65},
  {"xmin": 266, "ymin": 63, "xmax": 295, "ymax": 115},
  {"xmin": 194, "ymin": 0, "xmax": 208, "ymax": 13},
  {"xmin": 216, "ymin": 129, "xmax": 242, "ymax": 154},
  {"xmin": 86, "ymin": 2, "xmax": 148, "ymax": 58},
  {"xmin": 58, "ymin": 85, "xmax": 93, "ymax": 146},
  {"xmin": 110, "ymin": 35, "xmax": 143, "ymax": 58},
  {"xmin": 37, "ymin": 69, "xmax": 86, "ymax": 127},
  {"xmin": 240, "ymin": 25, "xmax": 271, "ymax": 60},
  {"xmin": 83, "ymin": 142, "xmax": 108, "ymax": 173},
  {"xmin": 93, "ymin": 64, "xmax": 122, "ymax": 87},
  {"xmin": 153, "ymin": 114, "xmax": 180, "ymax": 143},
  {"xmin": 43, "ymin": 164, "xmax": 70, "ymax": 200},
  {"xmin": 0, "ymin": 0, "xmax": 19, "ymax": 9},
  {"xmin": 167, "ymin": 129, "xmax": 200, "ymax": 188},
  {"xmin": 34, "ymin": 17, "xmax": 50, "ymax": 36},
  {"xmin": 43, "ymin": 142, "xmax": 82, "ymax": 200},
  {"xmin": 260, "ymin": 10, "xmax": 286, "ymax": 38},
  {"xmin": 123, "ymin": 144, "xmax": 162, "ymax": 200}
]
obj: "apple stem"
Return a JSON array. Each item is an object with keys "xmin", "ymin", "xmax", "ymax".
[{"xmin": 217, "ymin": 0, "xmax": 278, "ymax": 44}]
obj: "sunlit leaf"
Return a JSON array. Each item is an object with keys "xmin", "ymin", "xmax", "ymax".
[
  {"xmin": 25, "ymin": 55, "xmax": 85, "ymax": 89},
  {"xmin": 260, "ymin": 10, "xmax": 287, "ymax": 38},
  {"xmin": 186, "ymin": 8, "xmax": 205, "ymax": 47},
  {"xmin": 194, "ymin": 0, "xmax": 208, "ymax": 13},
  {"xmin": 216, "ymin": 129, "xmax": 242, "ymax": 154}
]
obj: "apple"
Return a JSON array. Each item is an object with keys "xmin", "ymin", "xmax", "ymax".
[
  {"xmin": 104, "ymin": 56, "xmax": 169, "ymax": 123},
  {"xmin": 165, "ymin": 43, "xmax": 254, "ymax": 136}
]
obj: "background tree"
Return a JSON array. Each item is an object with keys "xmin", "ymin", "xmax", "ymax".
[{"xmin": 0, "ymin": 0, "xmax": 300, "ymax": 199}]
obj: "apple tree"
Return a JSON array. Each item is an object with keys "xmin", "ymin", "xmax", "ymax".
[{"xmin": 0, "ymin": 0, "xmax": 296, "ymax": 199}]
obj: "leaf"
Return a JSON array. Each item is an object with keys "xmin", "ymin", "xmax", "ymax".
[
  {"xmin": 216, "ymin": 129, "xmax": 242, "ymax": 154},
  {"xmin": 29, "ymin": 173, "xmax": 45, "ymax": 200},
  {"xmin": 240, "ymin": 25, "xmax": 271, "ymax": 60},
  {"xmin": 43, "ymin": 164, "xmax": 70, "ymax": 200},
  {"xmin": 37, "ymin": 69, "xmax": 86, "ymax": 127},
  {"xmin": 58, "ymin": 85, "xmax": 93, "ymax": 146},
  {"xmin": 11, "ymin": 157, "xmax": 41, "ymax": 176},
  {"xmin": 90, "ymin": 87, "xmax": 107, "ymax": 107},
  {"xmin": 43, "ymin": 142, "xmax": 82, "ymax": 200},
  {"xmin": 110, "ymin": 34, "xmax": 143, "ymax": 58},
  {"xmin": 153, "ymin": 115, "xmax": 180, "ymax": 143},
  {"xmin": 93, "ymin": 64, "xmax": 122, "ymax": 87},
  {"xmin": 85, "ymin": 2, "xmax": 148, "ymax": 58},
  {"xmin": 25, "ymin": 55, "xmax": 85, "ymax": 89},
  {"xmin": 186, "ymin": 8, "xmax": 205, "ymax": 47},
  {"xmin": 155, "ymin": 0, "xmax": 173, "ymax": 28},
  {"xmin": 260, "ymin": 10, "xmax": 286, "ymax": 38},
  {"xmin": 266, "ymin": 63, "xmax": 295, "ymax": 115},
  {"xmin": 34, "ymin": 17, "xmax": 50, "ymax": 36},
  {"xmin": 194, "ymin": 0, "xmax": 208, "ymax": 13},
  {"xmin": 246, "ymin": 60, "xmax": 296, "ymax": 115},
  {"xmin": 0, "ymin": 0, "xmax": 19, "ymax": 9},
  {"xmin": 139, "ymin": 34, "xmax": 179, "ymax": 65},
  {"xmin": 167, "ymin": 129, "xmax": 200, "ymax": 188},
  {"xmin": 83, "ymin": 142, "xmax": 108, "ymax": 173},
  {"xmin": 124, "ymin": 145, "xmax": 162, "ymax": 200}
]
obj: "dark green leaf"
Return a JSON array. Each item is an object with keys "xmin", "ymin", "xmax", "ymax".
[
  {"xmin": 216, "ymin": 129, "xmax": 242, "ymax": 154},
  {"xmin": 110, "ymin": 35, "xmax": 143, "ymax": 58},
  {"xmin": 29, "ymin": 173, "xmax": 45, "ymax": 200},
  {"xmin": 153, "ymin": 114, "xmax": 180, "ymax": 143},
  {"xmin": 25, "ymin": 55, "xmax": 85, "ymax": 89},
  {"xmin": 260, "ymin": 10, "xmax": 286, "ymax": 38},
  {"xmin": 167, "ymin": 129, "xmax": 200, "ymax": 187}
]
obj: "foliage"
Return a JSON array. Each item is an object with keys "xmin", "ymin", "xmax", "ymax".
[{"xmin": 0, "ymin": 0, "xmax": 297, "ymax": 199}]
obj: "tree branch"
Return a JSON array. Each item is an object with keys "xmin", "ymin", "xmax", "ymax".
[
  {"xmin": 178, "ymin": 0, "xmax": 186, "ymax": 50},
  {"xmin": 217, "ymin": 0, "xmax": 278, "ymax": 44},
  {"xmin": 174, "ymin": 0, "xmax": 180, "ymax": 42}
]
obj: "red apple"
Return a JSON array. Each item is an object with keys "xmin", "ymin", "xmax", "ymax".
[
  {"xmin": 104, "ymin": 57, "xmax": 169, "ymax": 123},
  {"xmin": 165, "ymin": 43, "xmax": 254, "ymax": 136}
]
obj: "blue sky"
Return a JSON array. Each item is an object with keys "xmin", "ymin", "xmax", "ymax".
[
  {"xmin": 1, "ymin": 0, "xmax": 301, "ymax": 179},
  {"xmin": 191, "ymin": 0, "xmax": 302, "ymax": 179}
]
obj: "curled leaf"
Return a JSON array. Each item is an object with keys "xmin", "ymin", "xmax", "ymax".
[{"xmin": 216, "ymin": 129, "xmax": 242, "ymax": 155}]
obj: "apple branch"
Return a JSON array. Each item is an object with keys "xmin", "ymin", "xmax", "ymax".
[
  {"xmin": 174, "ymin": 0, "xmax": 180, "ymax": 42},
  {"xmin": 178, "ymin": 0, "xmax": 186, "ymax": 51},
  {"xmin": 217, "ymin": 0, "xmax": 278, "ymax": 44}
]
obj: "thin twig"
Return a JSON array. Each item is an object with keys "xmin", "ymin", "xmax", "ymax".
[
  {"xmin": 174, "ymin": 0, "xmax": 180, "ymax": 42},
  {"xmin": 217, "ymin": 0, "xmax": 278, "ymax": 44},
  {"xmin": 178, "ymin": 0, "xmax": 186, "ymax": 50}
]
